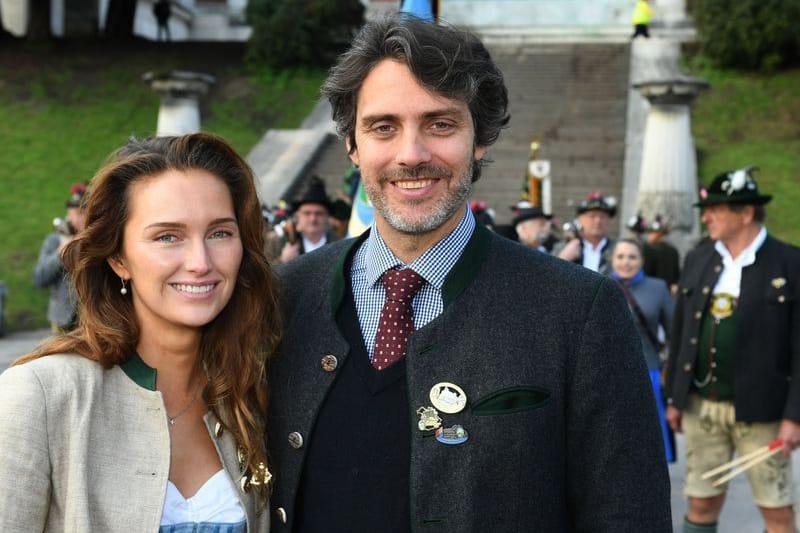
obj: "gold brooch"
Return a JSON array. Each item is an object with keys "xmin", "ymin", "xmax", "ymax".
[{"xmin": 771, "ymin": 277, "xmax": 787, "ymax": 289}]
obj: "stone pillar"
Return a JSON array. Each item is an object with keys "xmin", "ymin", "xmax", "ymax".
[
  {"xmin": 142, "ymin": 71, "xmax": 216, "ymax": 136},
  {"xmin": 633, "ymin": 77, "xmax": 708, "ymax": 255}
]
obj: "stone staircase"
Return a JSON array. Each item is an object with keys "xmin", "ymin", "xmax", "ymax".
[{"xmin": 299, "ymin": 42, "xmax": 631, "ymax": 231}]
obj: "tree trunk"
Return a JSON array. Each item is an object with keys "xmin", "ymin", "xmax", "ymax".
[
  {"xmin": 104, "ymin": 0, "xmax": 137, "ymax": 39},
  {"xmin": 27, "ymin": 0, "xmax": 52, "ymax": 41}
]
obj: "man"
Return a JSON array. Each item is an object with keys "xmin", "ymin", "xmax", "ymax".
[
  {"xmin": 512, "ymin": 201, "xmax": 553, "ymax": 252},
  {"xmin": 665, "ymin": 167, "xmax": 800, "ymax": 533},
  {"xmin": 631, "ymin": 0, "xmax": 653, "ymax": 39},
  {"xmin": 644, "ymin": 215, "xmax": 681, "ymax": 295},
  {"xmin": 33, "ymin": 182, "xmax": 87, "ymax": 332},
  {"xmin": 153, "ymin": 0, "xmax": 171, "ymax": 42},
  {"xmin": 279, "ymin": 175, "xmax": 337, "ymax": 263},
  {"xmin": 557, "ymin": 191, "xmax": 616, "ymax": 274},
  {"xmin": 269, "ymin": 16, "xmax": 670, "ymax": 532}
]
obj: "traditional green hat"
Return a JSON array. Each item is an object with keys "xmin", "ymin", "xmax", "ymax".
[{"xmin": 694, "ymin": 167, "xmax": 772, "ymax": 207}]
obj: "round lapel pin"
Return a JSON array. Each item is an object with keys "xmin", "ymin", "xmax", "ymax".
[{"xmin": 430, "ymin": 382, "xmax": 467, "ymax": 414}]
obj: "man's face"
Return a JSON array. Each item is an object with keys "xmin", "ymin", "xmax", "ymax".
[
  {"xmin": 578, "ymin": 209, "xmax": 610, "ymax": 242},
  {"xmin": 516, "ymin": 217, "xmax": 550, "ymax": 248},
  {"xmin": 701, "ymin": 203, "xmax": 751, "ymax": 243},
  {"xmin": 347, "ymin": 59, "xmax": 486, "ymax": 242},
  {"xmin": 295, "ymin": 203, "xmax": 329, "ymax": 240},
  {"xmin": 66, "ymin": 206, "xmax": 87, "ymax": 233}
]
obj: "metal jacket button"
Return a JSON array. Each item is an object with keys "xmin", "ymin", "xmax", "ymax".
[
  {"xmin": 321, "ymin": 354, "xmax": 338, "ymax": 372},
  {"xmin": 276, "ymin": 507, "xmax": 287, "ymax": 523},
  {"xmin": 288, "ymin": 431, "xmax": 304, "ymax": 449},
  {"xmin": 683, "ymin": 363, "xmax": 692, "ymax": 372},
  {"xmin": 702, "ymin": 286, "xmax": 710, "ymax": 295},
  {"xmin": 694, "ymin": 311, "xmax": 702, "ymax": 320}
]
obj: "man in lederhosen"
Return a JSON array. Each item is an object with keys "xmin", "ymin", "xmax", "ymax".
[{"xmin": 665, "ymin": 167, "xmax": 800, "ymax": 533}]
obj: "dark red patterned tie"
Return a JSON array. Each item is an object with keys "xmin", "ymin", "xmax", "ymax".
[{"xmin": 372, "ymin": 268, "xmax": 425, "ymax": 370}]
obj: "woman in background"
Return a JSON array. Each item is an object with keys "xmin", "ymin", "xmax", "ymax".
[
  {"xmin": 611, "ymin": 238, "xmax": 674, "ymax": 462},
  {"xmin": 0, "ymin": 133, "xmax": 280, "ymax": 532}
]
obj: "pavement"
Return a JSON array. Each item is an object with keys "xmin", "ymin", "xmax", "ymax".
[{"xmin": 1, "ymin": 329, "xmax": 797, "ymax": 531}]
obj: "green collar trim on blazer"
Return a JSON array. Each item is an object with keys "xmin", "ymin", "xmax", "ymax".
[
  {"xmin": 441, "ymin": 222, "xmax": 491, "ymax": 308},
  {"xmin": 330, "ymin": 231, "xmax": 370, "ymax": 316},
  {"xmin": 329, "ymin": 222, "xmax": 492, "ymax": 313},
  {"xmin": 120, "ymin": 352, "xmax": 157, "ymax": 391}
]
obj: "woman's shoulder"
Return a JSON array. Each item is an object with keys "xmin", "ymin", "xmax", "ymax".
[
  {"xmin": 0, "ymin": 353, "xmax": 103, "ymax": 391},
  {"xmin": 640, "ymin": 275, "xmax": 669, "ymax": 290}
]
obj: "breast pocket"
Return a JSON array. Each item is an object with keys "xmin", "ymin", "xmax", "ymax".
[{"xmin": 471, "ymin": 386, "xmax": 551, "ymax": 416}]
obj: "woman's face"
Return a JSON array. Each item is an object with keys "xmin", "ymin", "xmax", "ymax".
[
  {"xmin": 611, "ymin": 242, "xmax": 643, "ymax": 280},
  {"xmin": 109, "ymin": 168, "xmax": 243, "ymax": 339}
]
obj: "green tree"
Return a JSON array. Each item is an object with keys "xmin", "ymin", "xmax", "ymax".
[
  {"xmin": 692, "ymin": 0, "xmax": 800, "ymax": 70},
  {"xmin": 246, "ymin": 0, "xmax": 364, "ymax": 68}
]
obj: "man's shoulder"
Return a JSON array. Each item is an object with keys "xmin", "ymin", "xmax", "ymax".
[
  {"xmin": 761, "ymin": 235, "xmax": 800, "ymax": 262},
  {"xmin": 683, "ymin": 239, "xmax": 716, "ymax": 265}
]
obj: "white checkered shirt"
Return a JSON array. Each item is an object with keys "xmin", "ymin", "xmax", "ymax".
[{"xmin": 351, "ymin": 207, "xmax": 476, "ymax": 361}]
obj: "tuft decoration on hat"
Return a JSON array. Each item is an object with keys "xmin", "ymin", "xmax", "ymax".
[
  {"xmin": 66, "ymin": 182, "xmax": 88, "ymax": 208},
  {"xmin": 694, "ymin": 166, "xmax": 772, "ymax": 207},
  {"xmin": 577, "ymin": 191, "xmax": 617, "ymax": 217},
  {"xmin": 626, "ymin": 212, "xmax": 647, "ymax": 234},
  {"xmin": 648, "ymin": 214, "xmax": 670, "ymax": 233}
]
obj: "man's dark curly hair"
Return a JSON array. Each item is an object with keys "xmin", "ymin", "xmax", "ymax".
[{"xmin": 321, "ymin": 15, "xmax": 510, "ymax": 182}]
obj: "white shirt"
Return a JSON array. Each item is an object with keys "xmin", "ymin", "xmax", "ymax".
[
  {"xmin": 161, "ymin": 470, "xmax": 246, "ymax": 526},
  {"xmin": 302, "ymin": 234, "xmax": 328, "ymax": 253},
  {"xmin": 712, "ymin": 226, "xmax": 767, "ymax": 297},
  {"xmin": 582, "ymin": 237, "xmax": 608, "ymax": 272}
]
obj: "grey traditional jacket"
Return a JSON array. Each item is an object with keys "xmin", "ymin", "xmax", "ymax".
[
  {"xmin": 269, "ymin": 225, "xmax": 671, "ymax": 532},
  {"xmin": 665, "ymin": 236, "xmax": 800, "ymax": 422},
  {"xmin": 0, "ymin": 353, "xmax": 270, "ymax": 532},
  {"xmin": 32, "ymin": 232, "xmax": 77, "ymax": 328}
]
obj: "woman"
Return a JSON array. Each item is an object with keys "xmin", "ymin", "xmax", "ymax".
[
  {"xmin": 611, "ymin": 238, "xmax": 674, "ymax": 462},
  {"xmin": 0, "ymin": 134, "xmax": 279, "ymax": 531}
]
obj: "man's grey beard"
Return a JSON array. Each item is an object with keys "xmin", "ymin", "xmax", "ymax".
[{"xmin": 365, "ymin": 163, "xmax": 473, "ymax": 235}]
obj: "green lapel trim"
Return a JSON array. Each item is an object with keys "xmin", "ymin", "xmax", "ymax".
[
  {"xmin": 441, "ymin": 222, "xmax": 492, "ymax": 308},
  {"xmin": 331, "ymin": 231, "xmax": 371, "ymax": 316},
  {"xmin": 120, "ymin": 352, "xmax": 157, "ymax": 391}
]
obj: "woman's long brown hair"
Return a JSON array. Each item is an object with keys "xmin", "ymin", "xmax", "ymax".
[{"xmin": 17, "ymin": 133, "xmax": 281, "ymax": 497}]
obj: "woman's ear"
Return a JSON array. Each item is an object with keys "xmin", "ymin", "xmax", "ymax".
[{"xmin": 107, "ymin": 256, "xmax": 130, "ymax": 279}]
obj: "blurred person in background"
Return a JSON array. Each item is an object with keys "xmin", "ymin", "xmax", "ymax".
[
  {"xmin": 611, "ymin": 238, "xmax": 674, "ymax": 463},
  {"xmin": 512, "ymin": 201, "xmax": 553, "ymax": 253},
  {"xmin": 33, "ymin": 182, "xmax": 87, "ymax": 332},
  {"xmin": 556, "ymin": 191, "xmax": 617, "ymax": 274},
  {"xmin": 279, "ymin": 175, "xmax": 338, "ymax": 263},
  {"xmin": 644, "ymin": 214, "xmax": 681, "ymax": 295},
  {"xmin": 0, "ymin": 134, "xmax": 279, "ymax": 532}
]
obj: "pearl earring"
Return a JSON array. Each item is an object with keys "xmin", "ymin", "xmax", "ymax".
[{"xmin": 120, "ymin": 278, "xmax": 128, "ymax": 295}]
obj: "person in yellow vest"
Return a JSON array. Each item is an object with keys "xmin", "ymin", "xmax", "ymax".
[{"xmin": 631, "ymin": 0, "xmax": 654, "ymax": 39}]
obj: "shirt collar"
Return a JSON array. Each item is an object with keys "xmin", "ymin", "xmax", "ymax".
[
  {"xmin": 364, "ymin": 206, "xmax": 475, "ymax": 290},
  {"xmin": 714, "ymin": 226, "xmax": 767, "ymax": 267},
  {"xmin": 583, "ymin": 237, "xmax": 608, "ymax": 253}
]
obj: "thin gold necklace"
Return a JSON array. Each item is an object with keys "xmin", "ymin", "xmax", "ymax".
[{"xmin": 167, "ymin": 380, "xmax": 202, "ymax": 428}]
